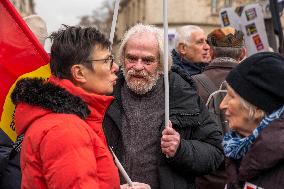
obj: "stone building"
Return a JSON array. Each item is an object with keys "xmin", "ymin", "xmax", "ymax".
[
  {"xmin": 116, "ymin": 0, "xmax": 258, "ymax": 37},
  {"xmin": 115, "ymin": 0, "xmax": 259, "ymax": 50}
]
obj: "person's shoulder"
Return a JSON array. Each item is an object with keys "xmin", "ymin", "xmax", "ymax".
[
  {"xmin": 25, "ymin": 113, "xmax": 91, "ymax": 147},
  {"xmin": 170, "ymin": 65, "xmax": 197, "ymax": 90},
  {"xmin": 28, "ymin": 113, "xmax": 86, "ymax": 134},
  {"xmin": 169, "ymin": 66, "xmax": 200, "ymax": 109},
  {"xmin": 204, "ymin": 57, "xmax": 237, "ymax": 73}
]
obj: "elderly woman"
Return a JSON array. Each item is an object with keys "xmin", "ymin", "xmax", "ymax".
[
  {"xmin": 220, "ymin": 52, "xmax": 284, "ymax": 189},
  {"xmin": 11, "ymin": 26, "xmax": 149, "ymax": 189}
]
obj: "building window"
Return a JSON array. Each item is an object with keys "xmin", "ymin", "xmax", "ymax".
[
  {"xmin": 211, "ymin": 0, "xmax": 218, "ymax": 15},
  {"xmin": 225, "ymin": 0, "xmax": 232, "ymax": 7},
  {"xmin": 212, "ymin": 0, "xmax": 233, "ymax": 15}
]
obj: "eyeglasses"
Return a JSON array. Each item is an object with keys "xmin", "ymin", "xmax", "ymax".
[
  {"xmin": 86, "ymin": 55, "xmax": 114, "ymax": 69},
  {"xmin": 125, "ymin": 54, "xmax": 158, "ymax": 65}
]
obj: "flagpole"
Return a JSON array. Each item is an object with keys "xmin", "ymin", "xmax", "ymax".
[
  {"xmin": 109, "ymin": 0, "xmax": 120, "ymax": 46},
  {"xmin": 163, "ymin": 0, "xmax": 169, "ymax": 128},
  {"xmin": 109, "ymin": 0, "xmax": 133, "ymax": 186},
  {"xmin": 110, "ymin": 148, "xmax": 133, "ymax": 186}
]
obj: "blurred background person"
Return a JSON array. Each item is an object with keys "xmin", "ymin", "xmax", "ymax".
[
  {"xmin": 193, "ymin": 26, "xmax": 246, "ymax": 102},
  {"xmin": 171, "ymin": 25, "xmax": 210, "ymax": 76},
  {"xmin": 24, "ymin": 15, "xmax": 48, "ymax": 46},
  {"xmin": 220, "ymin": 52, "xmax": 284, "ymax": 189},
  {"xmin": 194, "ymin": 26, "xmax": 246, "ymax": 189}
]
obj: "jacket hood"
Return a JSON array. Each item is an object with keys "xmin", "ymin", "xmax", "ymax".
[
  {"xmin": 204, "ymin": 57, "xmax": 238, "ymax": 71},
  {"xmin": 12, "ymin": 76, "xmax": 116, "ymax": 135},
  {"xmin": 211, "ymin": 57, "xmax": 238, "ymax": 65},
  {"xmin": 11, "ymin": 77, "xmax": 90, "ymax": 135}
]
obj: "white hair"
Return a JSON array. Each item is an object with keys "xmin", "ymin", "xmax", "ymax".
[
  {"xmin": 24, "ymin": 15, "xmax": 48, "ymax": 46},
  {"xmin": 175, "ymin": 25, "xmax": 204, "ymax": 48},
  {"xmin": 228, "ymin": 84, "xmax": 266, "ymax": 120},
  {"xmin": 118, "ymin": 23, "xmax": 170, "ymax": 73},
  {"xmin": 239, "ymin": 96, "xmax": 266, "ymax": 120}
]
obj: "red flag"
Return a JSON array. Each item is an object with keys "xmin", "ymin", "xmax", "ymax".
[{"xmin": 0, "ymin": 0, "xmax": 50, "ymax": 141}]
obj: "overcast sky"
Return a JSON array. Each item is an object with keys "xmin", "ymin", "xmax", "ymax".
[
  {"xmin": 34, "ymin": 0, "xmax": 106, "ymax": 50},
  {"xmin": 35, "ymin": 0, "xmax": 105, "ymax": 33}
]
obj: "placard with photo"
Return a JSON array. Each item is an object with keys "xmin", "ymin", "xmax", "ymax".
[
  {"xmin": 221, "ymin": 11, "xmax": 230, "ymax": 26},
  {"xmin": 245, "ymin": 23, "xmax": 257, "ymax": 36},
  {"xmin": 245, "ymin": 8, "xmax": 257, "ymax": 21},
  {"xmin": 252, "ymin": 34, "xmax": 264, "ymax": 51},
  {"xmin": 219, "ymin": 3, "xmax": 269, "ymax": 55}
]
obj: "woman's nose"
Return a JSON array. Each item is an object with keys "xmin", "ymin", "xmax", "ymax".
[{"xmin": 112, "ymin": 62, "xmax": 119, "ymax": 73}]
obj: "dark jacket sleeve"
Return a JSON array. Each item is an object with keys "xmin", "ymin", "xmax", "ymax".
[
  {"xmin": 167, "ymin": 69, "xmax": 224, "ymax": 175},
  {"xmin": 0, "ymin": 129, "xmax": 13, "ymax": 172},
  {"xmin": 0, "ymin": 129, "xmax": 21, "ymax": 189}
]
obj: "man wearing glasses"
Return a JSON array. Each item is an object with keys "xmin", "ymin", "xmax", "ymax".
[
  {"xmin": 172, "ymin": 25, "xmax": 211, "ymax": 76},
  {"xmin": 103, "ymin": 23, "xmax": 223, "ymax": 189}
]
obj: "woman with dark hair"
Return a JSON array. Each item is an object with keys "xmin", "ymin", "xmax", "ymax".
[
  {"xmin": 220, "ymin": 52, "xmax": 284, "ymax": 189},
  {"xmin": 11, "ymin": 25, "xmax": 149, "ymax": 189}
]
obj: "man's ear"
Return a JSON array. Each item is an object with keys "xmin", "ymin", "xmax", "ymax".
[
  {"xmin": 239, "ymin": 47, "xmax": 247, "ymax": 62},
  {"xmin": 70, "ymin": 64, "xmax": 87, "ymax": 83},
  {"xmin": 209, "ymin": 48, "xmax": 214, "ymax": 59},
  {"xmin": 177, "ymin": 43, "xmax": 187, "ymax": 55}
]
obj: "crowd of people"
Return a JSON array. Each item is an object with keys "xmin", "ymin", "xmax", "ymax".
[{"xmin": 0, "ymin": 13, "xmax": 284, "ymax": 189}]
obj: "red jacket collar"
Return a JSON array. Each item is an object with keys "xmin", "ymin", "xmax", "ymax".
[{"xmin": 49, "ymin": 76, "xmax": 114, "ymax": 120}]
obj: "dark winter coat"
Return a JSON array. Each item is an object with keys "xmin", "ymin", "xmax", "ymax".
[
  {"xmin": 225, "ymin": 113, "xmax": 284, "ymax": 189},
  {"xmin": 194, "ymin": 57, "xmax": 238, "ymax": 103},
  {"xmin": 0, "ymin": 129, "xmax": 21, "ymax": 189},
  {"xmin": 194, "ymin": 57, "xmax": 238, "ymax": 189},
  {"xmin": 171, "ymin": 49, "xmax": 208, "ymax": 76},
  {"xmin": 103, "ymin": 67, "xmax": 224, "ymax": 189}
]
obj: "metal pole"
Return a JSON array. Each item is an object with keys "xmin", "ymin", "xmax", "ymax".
[
  {"xmin": 163, "ymin": 0, "xmax": 169, "ymax": 128},
  {"xmin": 269, "ymin": 0, "xmax": 284, "ymax": 54},
  {"xmin": 110, "ymin": 148, "xmax": 133, "ymax": 186},
  {"xmin": 109, "ymin": 0, "xmax": 132, "ymax": 186},
  {"xmin": 109, "ymin": 0, "xmax": 120, "ymax": 46}
]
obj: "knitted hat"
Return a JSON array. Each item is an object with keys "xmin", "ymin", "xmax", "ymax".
[
  {"xmin": 24, "ymin": 15, "xmax": 48, "ymax": 46},
  {"xmin": 226, "ymin": 52, "xmax": 284, "ymax": 114},
  {"xmin": 207, "ymin": 27, "xmax": 244, "ymax": 48}
]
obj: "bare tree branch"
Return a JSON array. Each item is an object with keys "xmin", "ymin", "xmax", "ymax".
[{"xmin": 78, "ymin": 0, "xmax": 114, "ymax": 37}]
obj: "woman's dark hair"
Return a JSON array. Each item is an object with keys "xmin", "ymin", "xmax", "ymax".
[{"xmin": 49, "ymin": 25, "xmax": 111, "ymax": 79}]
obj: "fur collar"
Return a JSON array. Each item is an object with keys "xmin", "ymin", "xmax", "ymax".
[{"xmin": 11, "ymin": 78, "xmax": 90, "ymax": 119}]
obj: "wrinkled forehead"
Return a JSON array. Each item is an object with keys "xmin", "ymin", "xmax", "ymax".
[
  {"xmin": 189, "ymin": 30, "xmax": 206, "ymax": 42},
  {"xmin": 127, "ymin": 32, "xmax": 158, "ymax": 46},
  {"xmin": 125, "ymin": 32, "xmax": 159, "ymax": 56}
]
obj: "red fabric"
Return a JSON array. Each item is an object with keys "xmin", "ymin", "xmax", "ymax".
[
  {"xmin": 15, "ymin": 77, "xmax": 120, "ymax": 189},
  {"xmin": 0, "ymin": 0, "xmax": 49, "ymax": 117}
]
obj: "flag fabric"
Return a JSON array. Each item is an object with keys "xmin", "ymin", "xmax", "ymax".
[{"xmin": 0, "ymin": 0, "xmax": 51, "ymax": 142}]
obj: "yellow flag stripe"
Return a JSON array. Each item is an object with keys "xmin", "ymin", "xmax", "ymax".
[{"xmin": 0, "ymin": 64, "xmax": 51, "ymax": 142}]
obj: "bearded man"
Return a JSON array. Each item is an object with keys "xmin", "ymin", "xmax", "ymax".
[{"xmin": 103, "ymin": 24, "xmax": 223, "ymax": 189}]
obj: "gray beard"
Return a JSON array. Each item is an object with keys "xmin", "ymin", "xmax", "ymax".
[{"xmin": 124, "ymin": 69, "xmax": 161, "ymax": 95}]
